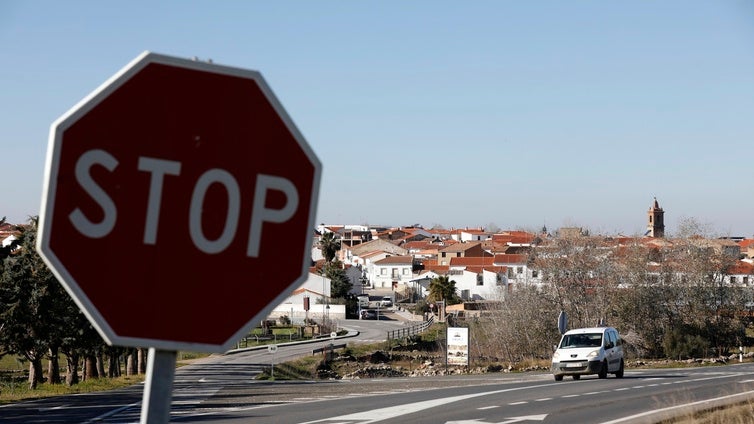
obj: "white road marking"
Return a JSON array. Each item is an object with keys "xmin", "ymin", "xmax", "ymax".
[{"xmin": 297, "ymin": 382, "xmax": 558, "ymax": 424}]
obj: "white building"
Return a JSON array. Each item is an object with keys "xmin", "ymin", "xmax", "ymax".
[{"xmin": 369, "ymin": 255, "xmax": 413, "ymax": 289}]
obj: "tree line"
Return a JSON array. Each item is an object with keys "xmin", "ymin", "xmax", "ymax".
[{"xmin": 1, "ymin": 217, "xmax": 146, "ymax": 389}]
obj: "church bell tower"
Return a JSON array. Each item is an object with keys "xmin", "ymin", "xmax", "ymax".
[{"xmin": 647, "ymin": 197, "xmax": 665, "ymax": 238}]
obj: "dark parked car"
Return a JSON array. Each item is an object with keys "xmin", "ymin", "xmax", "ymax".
[{"xmin": 360, "ymin": 309, "xmax": 378, "ymax": 320}]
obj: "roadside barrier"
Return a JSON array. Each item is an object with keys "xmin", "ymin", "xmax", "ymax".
[{"xmin": 385, "ymin": 315, "xmax": 434, "ymax": 344}]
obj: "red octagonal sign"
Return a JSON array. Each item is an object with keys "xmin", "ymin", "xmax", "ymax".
[{"xmin": 38, "ymin": 52, "xmax": 321, "ymax": 353}]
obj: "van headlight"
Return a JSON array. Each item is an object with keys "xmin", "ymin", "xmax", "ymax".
[
  {"xmin": 587, "ymin": 350, "xmax": 600, "ymax": 358},
  {"xmin": 552, "ymin": 352, "xmax": 560, "ymax": 361}
]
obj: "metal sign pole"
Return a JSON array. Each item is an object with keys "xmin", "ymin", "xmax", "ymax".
[
  {"xmin": 268, "ymin": 344, "xmax": 278, "ymax": 379},
  {"xmin": 140, "ymin": 348, "xmax": 177, "ymax": 424}
]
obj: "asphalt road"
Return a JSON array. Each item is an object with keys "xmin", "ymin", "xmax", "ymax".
[{"xmin": 2, "ymin": 318, "xmax": 754, "ymax": 423}]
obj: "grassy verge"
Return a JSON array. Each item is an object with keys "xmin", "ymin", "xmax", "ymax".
[
  {"xmin": 0, "ymin": 374, "xmax": 145, "ymax": 404},
  {"xmin": 0, "ymin": 351, "xmax": 209, "ymax": 405}
]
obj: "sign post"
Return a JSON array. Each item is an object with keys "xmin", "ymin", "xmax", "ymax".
[
  {"xmin": 38, "ymin": 51, "xmax": 321, "ymax": 423},
  {"xmin": 268, "ymin": 345, "xmax": 278, "ymax": 379},
  {"xmin": 141, "ymin": 349, "xmax": 177, "ymax": 424}
]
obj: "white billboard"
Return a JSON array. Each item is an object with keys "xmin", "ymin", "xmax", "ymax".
[{"xmin": 447, "ymin": 327, "xmax": 469, "ymax": 366}]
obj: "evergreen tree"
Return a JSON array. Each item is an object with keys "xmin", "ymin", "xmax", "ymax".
[
  {"xmin": 0, "ymin": 217, "xmax": 102, "ymax": 388},
  {"xmin": 0, "ymin": 218, "xmax": 56, "ymax": 388},
  {"xmin": 319, "ymin": 232, "xmax": 341, "ymax": 262},
  {"xmin": 427, "ymin": 275, "xmax": 461, "ymax": 305},
  {"xmin": 323, "ymin": 261, "xmax": 352, "ymax": 299}
]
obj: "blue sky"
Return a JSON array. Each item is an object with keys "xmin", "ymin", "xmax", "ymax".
[{"xmin": 2, "ymin": 1, "xmax": 753, "ymax": 237}]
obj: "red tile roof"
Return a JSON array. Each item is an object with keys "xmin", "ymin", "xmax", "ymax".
[
  {"xmin": 403, "ymin": 240, "xmax": 433, "ymax": 250},
  {"xmin": 493, "ymin": 254, "xmax": 528, "ymax": 264},
  {"xmin": 465, "ymin": 266, "xmax": 507, "ymax": 274},
  {"xmin": 492, "ymin": 231, "xmax": 536, "ymax": 244},
  {"xmin": 374, "ymin": 255, "xmax": 413, "ymax": 265},
  {"xmin": 449, "ymin": 257, "xmax": 495, "ymax": 267},
  {"xmin": 439, "ymin": 241, "xmax": 482, "ymax": 253},
  {"xmin": 728, "ymin": 261, "xmax": 754, "ymax": 275},
  {"xmin": 423, "ymin": 264, "xmax": 450, "ymax": 273},
  {"xmin": 739, "ymin": 239, "xmax": 754, "ymax": 249}
]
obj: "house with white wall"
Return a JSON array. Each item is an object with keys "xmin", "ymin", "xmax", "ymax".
[
  {"xmin": 342, "ymin": 238, "xmax": 408, "ymax": 265},
  {"xmin": 493, "ymin": 253, "xmax": 541, "ymax": 288},
  {"xmin": 369, "ymin": 255, "xmax": 413, "ymax": 289},
  {"xmin": 448, "ymin": 256, "xmax": 507, "ymax": 300},
  {"xmin": 457, "ymin": 229, "xmax": 492, "ymax": 242},
  {"xmin": 269, "ymin": 272, "xmax": 346, "ymax": 323},
  {"xmin": 437, "ymin": 241, "xmax": 490, "ymax": 266}
]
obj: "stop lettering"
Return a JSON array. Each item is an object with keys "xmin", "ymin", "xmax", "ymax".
[{"xmin": 71, "ymin": 148, "xmax": 299, "ymax": 257}]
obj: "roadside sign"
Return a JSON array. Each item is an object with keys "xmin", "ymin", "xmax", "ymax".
[{"xmin": 558, "ymin": 311, "xmax": 568, "ymax": 335}]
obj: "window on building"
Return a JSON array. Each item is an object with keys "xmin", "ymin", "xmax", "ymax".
[
  {"xmin": 532, "ymin": 270, "xmax": 539, "ymax": 278},
  {"xmin": 381, "ymin": 268, "xmax": 387, "ymax": 275},
  {"xmin": 744, "ymin": 276, "xmax": 749, "ymax": 285},
  {"xmin": 477, "ymin": 275, "xmax": 483, "ymax": 286},
  {"xmin": 517, "ymin": 267, "xmax": 523, "ymax": 274},
  {"xmin": 730, "ymin": 276, "xmax": 737, "ymax": 284},
  {"xmin": 403, "ymin": 268, "xmax": 409, "ymax": 275}
]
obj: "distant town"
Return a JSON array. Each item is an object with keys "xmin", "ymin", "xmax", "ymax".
[{"xmin": 308, "ymin": 198, "xmax": 753, "ymax": 312}]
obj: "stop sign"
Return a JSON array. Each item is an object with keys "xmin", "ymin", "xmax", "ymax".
[{"xmin": 37, "ymin": 52, "xmax": 321, "ymax": 352}]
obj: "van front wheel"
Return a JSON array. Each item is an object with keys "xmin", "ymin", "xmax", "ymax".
[
  {"xmin": 598, "ymin": 361, "xmax": 608, "ymax": 379},
  {"xmin": 615, "ymin": 360, "xmax": 624, "ymax": 378}
]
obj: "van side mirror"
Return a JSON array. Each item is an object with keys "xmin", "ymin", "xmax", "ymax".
[{"xmin": 553, "ymin": 345, "xmax": 558, "ymax": 352}]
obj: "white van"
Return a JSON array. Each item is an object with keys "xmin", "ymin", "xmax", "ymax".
[
  {"xmin": 551, "ymin": 326, "xmax": 624, "ymax": 381},
  {"xmin": 356, "ymin": 295, "xmax": 370, "ymax": 308}
]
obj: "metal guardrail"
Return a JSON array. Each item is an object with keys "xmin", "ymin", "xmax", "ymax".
[
  {"xmin": 386, "ymin": 315, "xmax": 434, "ymax": 343},
  {"xmin": 312, "ymin": 343, "xmax": 347, "ymax": 354}
]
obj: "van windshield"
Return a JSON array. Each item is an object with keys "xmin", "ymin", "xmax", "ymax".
[{"xmin": 559, "ymin": 333, "xmax": 602, "ymax": 348}]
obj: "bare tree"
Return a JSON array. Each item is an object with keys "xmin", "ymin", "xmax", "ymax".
[{"xmin": 533, "ymin": 236, "xmax": 621, "ymax": 329}]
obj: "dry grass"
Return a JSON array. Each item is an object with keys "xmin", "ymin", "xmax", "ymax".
[{"xmin": 657, "ymin": 401, "xmax": 754, "ymax": 424}]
